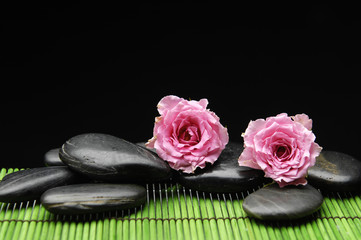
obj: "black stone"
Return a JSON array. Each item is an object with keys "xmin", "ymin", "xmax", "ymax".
[
  {"xmin": 41, "ymin": 183, "xmax": 146, "ymax": 214},
  {"xmin": 243, "ymin": 183, "xmax": 323, "ymax": 220},
  {"xmin": 59, "ymin": 133, "xmax": 172, "ymax": 183},
  {"xmin": 0, "ymin": 167, "xmax": 81, "ymax": 203},
  {"xmin": 308, "ymin": 151, "xmax": 361, "ymax": 192},
  {"xmin": 44, "ymin": 148, "xmax": 65, "ymax": 166},
  {"xmin": 176, "ymin": 142, "xmax": 270, "ymax": 193},
  {"xmin": 136, "ymin": 142, "xmax": 157, "ymax": 154}
]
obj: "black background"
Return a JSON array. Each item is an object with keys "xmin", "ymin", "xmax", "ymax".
[{"xmin": 1, "ymin": 3, "xmax": 360, "ymax": 167}]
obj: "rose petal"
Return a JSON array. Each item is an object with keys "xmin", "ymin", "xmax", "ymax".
[
  {"xmin": 157, "ymin": 95, "xmax": 182, "ymax": 115},
  {"xmin": 243, "ymin": 119, "xmax": 266, "ymax": 147},
  {"xmin": 145, "ymin": 136, "xmax": 156, "ymax": 148},
  {"xmin": 238, "ymin": 147, "xmax": 262, "ymax": 170},
  {"xmin": 188, "ymin": 98, "xmax": 208, "ymax": 110},
  {"xmin": 278, "ymin": 177, "xmax": 307, "ymax": 188},
  {"xmin": 267, "ymin": 113, "xmax": 293, "ymax": 126},
  {"xmin": 292, "ymin": 113, "xmax": 313, "ymax": 130}
]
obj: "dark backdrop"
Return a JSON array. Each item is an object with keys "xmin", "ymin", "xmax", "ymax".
[{"xmin": 1, "ymin": 3, "xmax": 360, "ymax": 167}]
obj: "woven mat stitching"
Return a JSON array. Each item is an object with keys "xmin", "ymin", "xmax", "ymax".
[{"xmin": 1, "ymin": 216, "xmax": 361, "ymax": 223}]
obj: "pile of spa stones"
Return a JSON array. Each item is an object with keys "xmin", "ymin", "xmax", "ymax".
[
  {"xmin": 1, "ymin": 133, "xmax": 361, "ymax": 220},
  {"xmin": 0, "ymin": 133, "xmax": 172, "ymax": 215}
]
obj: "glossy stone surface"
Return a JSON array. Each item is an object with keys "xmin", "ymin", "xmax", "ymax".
[
  {"xmin": 308, "ymin": 151, "xmax": 361, "ymax": 192},
  {"xmin": 176, "ymin": 142, "xmax": 270, "ymax": 193},
  {"xmin": 44, "ymin": 148, "xmax": 65, "ymax": 166},
  {"xmin": 0, "ymin": 167, "xmax": 80, "ymax": 203},
  {"xmin": 136, "ymin": 142, "xmax": 156, "ymax": 154},
  {"xmin": 60, "ymin": 133, "xmax": 172, "ymax": 182},
  {"xmin": 243, "ymin": 183, "xmax": 323, "ymax": 220},
  {"xmin": 41, "ymin": 183, "xmax": 146, "ymax": 214}
]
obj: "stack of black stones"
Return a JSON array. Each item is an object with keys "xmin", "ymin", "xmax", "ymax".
[{"xmin": 1, "ymin": 133, "xmax": 361, "ymax": 220}]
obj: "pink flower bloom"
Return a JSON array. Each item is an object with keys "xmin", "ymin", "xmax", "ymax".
[
  {"xmin": 238, "ymin": 113, "xmax": 322, "ymax": 187},
  {"xmin": 146, "ymin": 95, "xmax": 229, "ymax": 173}
]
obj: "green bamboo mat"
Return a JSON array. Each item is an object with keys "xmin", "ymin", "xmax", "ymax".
[{"xmin": 1, "ymin": 168, "xmax": 361, "ymax": 239}]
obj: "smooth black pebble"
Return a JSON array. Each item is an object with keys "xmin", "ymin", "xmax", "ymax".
[
  {"xmin": 177, "ymin": 142, "xmax": 270, "ymax": 193},
  {"xmin": 44, "ymin": 148, "xmax": 65, "ymax": 166},
  {"xmin": 136, "ymin": 142, "xmax": 157, "ymax": 154},
  {"xmin": 308, "ymin": 151, "xmax": 361, "ymax": 192},
  {"xmin": 41, "ymin": 183, "xmax": 146, "ymax": 214},
  {"xmin": 243, "ymin": 183, "xmax": 323, "ymax": 220},
  {"xmin": 60, "ymin": 133, "xmax": 172, "ymax": 182},
  {"xmin": 0, "ymin": 167, "xmax": 81, "ymax": 203}
]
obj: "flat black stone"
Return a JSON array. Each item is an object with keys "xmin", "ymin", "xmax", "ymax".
[
  {"xmin": 40, "ymin": 183, "xmax": 146, "ymax": 214},
  {"xmin": 243, "ymin": 183, "xmax": 323, "ymax": 220},
  {"xmin": 44, "ymin": 148, "xmax": 65, "ymax": 166},
  {"xmin": 308, "ymin": 151, "xmax": 361, "ymax": 192},
  {"xmin": 0, "ymin": 167, "xmax": 81, "ymax": 203},
  {"xmin": 176, "ymin": 142, "xmax": 270, "ymax": 193},
  {"xmin": 59, "ymin": 133, "xmax": 172, "ymax": 183}
]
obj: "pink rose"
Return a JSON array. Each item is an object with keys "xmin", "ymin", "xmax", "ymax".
[
  {"xmin": 238, "ymin": 113, "xmax": 322, "ymax": 187},
  {"xmin": 146, "ymin": 95, "xmax": 229, "ymax": 173}
]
